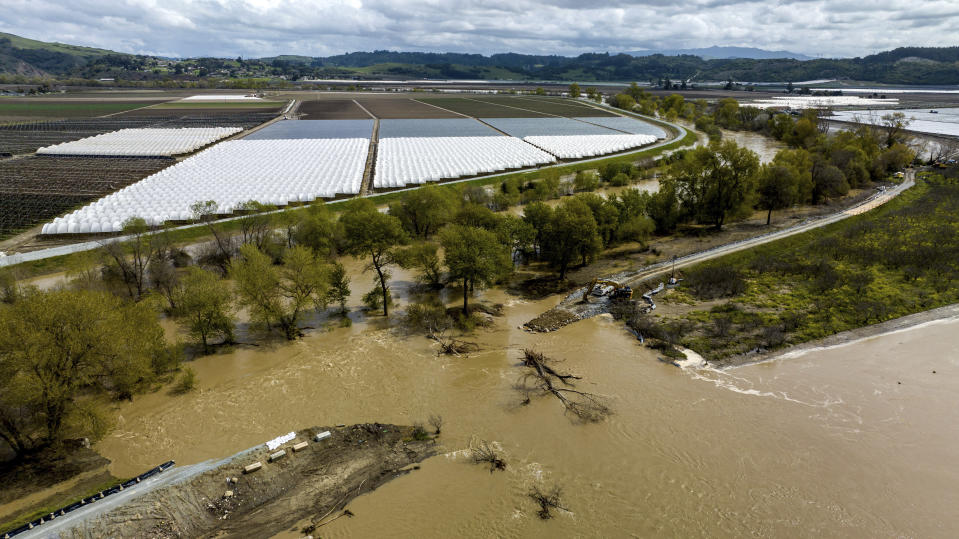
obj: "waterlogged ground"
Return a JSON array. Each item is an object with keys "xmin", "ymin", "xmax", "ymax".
[{"xmin": 87, "ymin": 260, "xmax": 959, "ymax": 538}]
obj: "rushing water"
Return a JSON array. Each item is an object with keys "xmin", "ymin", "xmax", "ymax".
[{"xmin": 88, "ymin": 252, "xmax": 959, "ymax": 538}]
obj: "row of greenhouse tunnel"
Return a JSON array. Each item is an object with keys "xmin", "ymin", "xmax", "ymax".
[{"xmin": 41, "ymin": 116, "xmax": 665, "ymax": 235}]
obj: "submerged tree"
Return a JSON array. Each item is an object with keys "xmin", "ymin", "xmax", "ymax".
[
  {"xmin": 340, "ymin": 199, "xmax": 408, "ymax": 316},
  {"xmin": 0, "ymin": 289, "xmax": 167, "ymax": 458},
  {"xmin": 440, "ymin": 224, "xmax": 512, "ymax": 315},
  {"xmin": 174, "ymin": 267, "xmax": 236, "ymax": 353},
  {"xmin": 230, "ymin": 244, "xmax": 328, "ymax": 340}
]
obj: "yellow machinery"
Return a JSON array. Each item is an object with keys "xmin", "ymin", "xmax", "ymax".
[{"xmin": 582, "ymin": 279, "xmax": 633, "ymax": 303}]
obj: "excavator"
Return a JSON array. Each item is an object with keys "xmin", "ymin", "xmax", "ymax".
[{"xmin": 582, "ymin": 279, "xmax": 633, "ymax": 303}]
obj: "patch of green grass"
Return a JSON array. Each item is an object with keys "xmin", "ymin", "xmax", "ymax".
[
  {"xmin": 669, "ymin": 175, "xmax": 959, "ymax": 361},
  {"xmin": 0, "ymin": 476, "xmax": 122, "ymax": 532}
]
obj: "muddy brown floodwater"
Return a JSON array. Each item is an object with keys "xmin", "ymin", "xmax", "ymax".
[
  {"xmin": 719, "ymin": 129, "xmax": 785, "ymax": 163},
  {"xmin": 92, "ymin": 261, "xmax": 959, "ymax": 538}
]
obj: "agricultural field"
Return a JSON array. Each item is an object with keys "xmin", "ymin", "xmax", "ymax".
[
  {"xmin": 0, "ymin": 112, "xmax": 276, "ymax": 156},
  {"xmin": 481, "ymin": 117, "xmax": 618, "ymax": 137},
  {"xmin": 471, "ymin": 96, "xmax": 616, "ymax": 117},
  {"xmin": 353, "ymin": 98, "xmax": 460, "ymax": 119},
  {"xmin": 147, "ymin": 101, "xmax": 285, "ymax": 110},
  {"xmin": 576, "ymin": 116, "xmax": 668, "ymax": 138},
  {"xmin": 297, "ymin": 99, "xmax": 370, "ymax": 119},
  {"xmin": 374, "ymin": 136, "xmax": 553, "ymax": 188},
  {"xmin": 416, "ymin": 97, "xmax": 547, "ymax": 118},
  {"xmin": 377, "ymin": 118, "xmax": 498, "ymax": 138},
  {"xmin": 0, "ymin": 156, "xmax": 174, "ymax": 238},
  {"xmin": 0, "ymin": 99, "xmax": 156, "ymax": 121},
  {"xmin": 524, "ymin": 134, "xmax": 658, "ymax": 159},
  {"xmin": 245, "ymin": 120, "xmax": 373, "ymax": 140},
  {"xmin": 45, "ymin": 138, "xmax": 368, "ymax": 233},
  {"xmin": 5, "ymin": 94, "xmax": 667, "ymax": 236},
  {"xmin": 36, "ymin": 127, "xmax": 241, "ymax": 156}
]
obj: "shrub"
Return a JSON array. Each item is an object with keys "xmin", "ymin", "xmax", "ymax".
[
  {"xmin": 173, "ymin": 367, "xmax": 197, "ymax": 394},
  {"xmin": 684, "ymin": 265, "xmax": 747, "ymax": 299}
]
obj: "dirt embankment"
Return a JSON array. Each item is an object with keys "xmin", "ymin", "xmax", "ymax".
[{"xmin": 59, "ymin": 424, "xmax": 435, "ymax": 538}]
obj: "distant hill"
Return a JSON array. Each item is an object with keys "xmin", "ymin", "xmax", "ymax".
[
  {"xmin": 627, "ymin": 46, "xmax": 814, "ymax": 61},
  {"xmin": 0, "ymin": 31, "xmax": 134, "ymax": 78},
  {"xmin": 1, "ymin": 31, "xmax": 958, "ymax": 85}
]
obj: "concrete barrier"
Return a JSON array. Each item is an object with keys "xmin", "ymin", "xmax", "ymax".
[
  {"xmin": 243, "ymin": 462, "xmax": 262, "ymax": 474},
  {"xmin": 268, "ymin": 450, "xmax": 286, "ymax": 462}
]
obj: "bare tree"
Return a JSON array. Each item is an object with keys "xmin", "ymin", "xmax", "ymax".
[
  {"xmin": 191, "ymin": 200, "xmax": 235, "ymax": 269},
  {"xmin": 428, "ymin": 414, "xmax": 443, "ymax": 435},
  {"xmin": 518, "ymin": 349, "xmax": 610, "ymax": 422},
  {"xmin": 471, "ymin": 440, "xmax": 507, "ymax": 473},
  {"xmin": 529, "ymin": 485, "xmax": 568, "ymax": 519}
]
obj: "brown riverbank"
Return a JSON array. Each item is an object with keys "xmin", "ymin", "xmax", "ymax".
[
  {"xmin": 42, "ymin": 424, "xmax": 435, "ymax": 538},
  {"xmin": 717, "ymin": 303, "xmax": 959, "ymax": 369}
]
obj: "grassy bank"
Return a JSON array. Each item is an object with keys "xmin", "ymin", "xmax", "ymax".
[{"xmin": 651, "ymin": 173, "xmax": 959, "ymax": 363}]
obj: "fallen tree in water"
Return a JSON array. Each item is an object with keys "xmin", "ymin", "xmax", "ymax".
[
  {"xmin": 529, "ymin": 484, "xmax": 568, "ymax": 519},
  {"xmin": 518, "ymin": 349, "xmax": 611, "ymax": 422},
  {"xmin": 470, "ymin": 440, "xmax": 507, "ymax": 473}
]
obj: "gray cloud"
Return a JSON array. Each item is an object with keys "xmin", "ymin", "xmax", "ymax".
[{"xmin": 0, "ymin": 0, "xmax": 956, "ymax": 59}]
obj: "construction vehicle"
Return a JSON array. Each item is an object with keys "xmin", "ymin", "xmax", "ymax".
[{"xmin": 582, "ymin": 279, "xmax": 633, "ymax": 303}]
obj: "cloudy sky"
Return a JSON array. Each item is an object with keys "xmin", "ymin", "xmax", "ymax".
[{"xmin": 2, "ymin": 0, "xmax": 957, "ymax": 59}]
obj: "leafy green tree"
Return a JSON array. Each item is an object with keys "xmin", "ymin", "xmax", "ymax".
[
  {"xmin": 522, "ymin": 201, "xmax": 553, "ymax": 256},
  {"xmin": 388, "ymin": 184, "xmax": 458, "ymax": 239},
  {"xmin": 340, "ymin": 199, "xmax": 408, "ymax": 316},
  {"xmin": 880, "ymin": 111, "xmax": 911, "ymax": 148},
  {"xmin": 618, "ymin": 215, "xmax": 656, "ymax": 246},
  {"xmin": 440, "ymin": 225, "xmax": 512, "ymax": 315},
  {"xmin": 293, "ymin": 202, "xmax": 339, "ymax": 258},
  {"xmin": 397, "ymin": 242, "xmax": 444, "ymax": 288},
  {"xmin": 771, "ymin": 148, "xmax": 814, "ymax": 203},
  {"xmin": 810, "ymin": 159, "xmax": 849, "ymax": 204},
  {"xmin": 713, "ymin": 98, "xmax": 740, "ymax": 128},
  {"xmin": 756, "ymin": 164, "xmax": 800, "ymax": 225},
  {"xmin": 495, "ymin": 214, "xmax": 536, "ymax": 257},
  {"xmin": 326, "ymin": 261, "xmax": 351, "ymax": 314},
  {"xmin": 669, "ymin": 140, "xmax": 761, "ymax": 229},
  {"xmin": 573, "ymin": 170, "xmax": 600, "ymax": 191},
  {"xmin": 101, "ymin": 217, "xmax": 168, "ymax": 301},
  {"xmin": 0, "ymin": 289, "xmax": 166, "ymax": 457},
  {"xmin": 568, "ymin": 82, "xmax": 581, "ymax": 98},
  {"xmin": 231, "ymin": 245, "xmax": 328, "ymax": 339},
  {"xmin": 646, "ymin": 180, "xmax": 682, "ymax": 234},
  {"xmin": 576, "ymin": 193, "xmax": 620, "ymax": 247},
  {"xmin": 609, "ymin": 93, "xmax": 636, "ymax": 110},
  {"xmin": 236, "ymin": 200, "xmax": 277, "ymax": 250},
  {"xmin": 174, "ymin": 267, "xmax": 235, "ymax": 353},
  {"xmin": 542, "ymin": 198, "xmax": 602, "ymax": 279}
]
